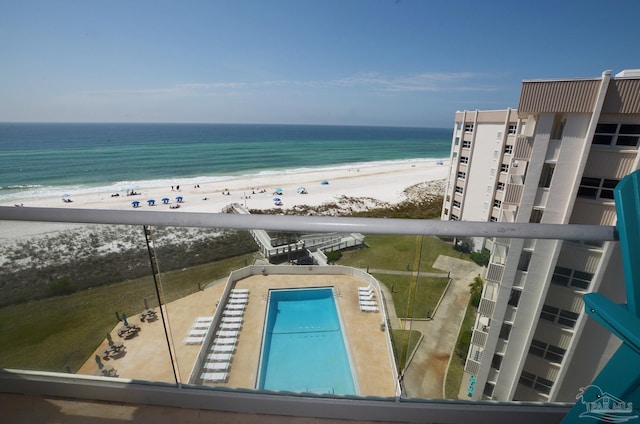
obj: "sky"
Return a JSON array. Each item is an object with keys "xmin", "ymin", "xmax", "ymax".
[{"xmin": 1, "ymin": 0, "xmax": 639, "ymax": 128}]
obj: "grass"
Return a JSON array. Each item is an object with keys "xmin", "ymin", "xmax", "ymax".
[
  {"xmin": 375, "ymin": 274, "xmax": 449, "ymax": 319},
  {"xmin": 338, "ymin": 234, "xmax": 469, "ymax": 273},
  {"xmin": 0, "ymin": 253, "xmax": 255, "ymax": 372},
  {"xmin": 391, "ymin": 329, "xmax": 422, "ymax": 372},
  {"xmin": 444, "ymin": 300, "xmax": 477, "ymax": 399}
]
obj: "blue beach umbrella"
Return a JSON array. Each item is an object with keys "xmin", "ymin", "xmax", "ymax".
[
  {"xmin": 131, "ymin": 200, "xmax": 140, "ymax": 207},
  {"xmin": 321, "ymin": 180, "xmax": 329, "ymax": 185},
  {"xmin": 147, "ymin": 199, "xmax": 155, "ymax": 206},
  {"xmin": 161, "ymin": 197, "xmax": 170, "ymax": 204},
  {"xmin": 274, "ymin": 187, "xmax": 283, "ymax": 195},
  {"xmin": 176, "ymin": 196, "xmax": 183, "ymax": 202},
  {"xmin": 297, "ymin": 187, "xmax": 307, "ymax": 194}
]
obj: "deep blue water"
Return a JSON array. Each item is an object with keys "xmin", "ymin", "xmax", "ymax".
[{"xmin": 0, "ymin": 123, "xmax": 451, "ymax": 202}]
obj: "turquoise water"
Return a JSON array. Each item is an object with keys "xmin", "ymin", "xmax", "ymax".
[
  {"xmin": 258, "ymin": 288, "xmax": 356, "ymax": 395},
  {"xmin": 0, "ymin": 123, "xmax": 451, "ymax": 203}
]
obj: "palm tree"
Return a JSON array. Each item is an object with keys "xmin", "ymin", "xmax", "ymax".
[{"xmin": 469, "ymin": 275, "xmax": 484, "ymax": 307}]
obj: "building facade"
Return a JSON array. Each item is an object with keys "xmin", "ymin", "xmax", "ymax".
[{"xmin": 441, "ymin": 70, "xmax": 640, "ymax": 402}]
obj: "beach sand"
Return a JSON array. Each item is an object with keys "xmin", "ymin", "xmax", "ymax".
[{"xmin": 2, "ymin": 159, "xmax": 449, "ymax": 215}]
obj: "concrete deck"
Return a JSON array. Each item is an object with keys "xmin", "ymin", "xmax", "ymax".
[{"xmin": 78, "ymin": 273, "xmax": 398, "ymax": 397}]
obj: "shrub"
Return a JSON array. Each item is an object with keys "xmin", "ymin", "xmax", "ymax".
[{"xmin": 470, "ymin": 248, "xmax": 490, "ymax": 267}]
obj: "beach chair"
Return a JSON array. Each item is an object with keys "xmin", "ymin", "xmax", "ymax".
[
  {"xmin": 231, "ymin": 289, "xmax": 249, "ymax": 294},
  {"xmin": 222, "ymin": 317, "xmax": 243, "ymax": 323},
  {"xmin": 184, "ymin": 336, "xmax": 205, "ymax": 345},
  {"xmin": 201, "ymin": 372, "xmax": 228, "ymax": 382},
  {"xmin": 358, "ymin": 286, "xmax": 372, "ymax": 293},
  {"xmin": 223, "ymin": 310, "xmax": 244, "ymax": 316},
  {"xmin": 220, "ymin": 322, "xmax": 241, "ymax": 330},
  {"xmin": 196, "ymin": 316, "xmax": 213, "ymax": 322},
  {"xmin": 207, "ymin": 352, "xmax": 232, "ymax": 362},
  {"xmin": 226, "ymin": 304, "xmax": 246, "ymax": 310},
  {"xmin": 359, "ymin": 293, "xmax": 375, "ymax": 300},
  {"xmin": 188, "ymin": 329, "xmax": 207, "ymax": 336},
  {"xmin": 360, "ymin": 305, "xmax": 379, "ymax": 312},
  {"xmin": 204, "ymin": 361, "xmax": 230, "ymax": 371},
  {"xmin": 228, "ymin": 297, "xmax": 248, "ymax": 304},
  {"xmin": 216, "ymin": 330, "xmax": 239, "ymax": 337},
  {"xmin": 213, "ymin": 337, "xmax": 237, "ymax": 345},
  {"xmin": 193, "ymin": 322, "xmax": 210, "ymax": 329},
  {"xmin": 359, "ymin": 300, "xmax": 378, "ymax": 306},
  {"xmin": 212, "ymin": 344, "xmax": 235, "ymax": 353},
  {"xmin": 562, "ymin": 170, "xmax": 640, "ymax": 423}
]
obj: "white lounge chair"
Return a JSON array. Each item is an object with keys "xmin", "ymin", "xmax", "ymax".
[
  {"xmin": 196, "ymin": 316, "xmax": 213, "ymax": 322},
  {"xmin": 228, "ymin": 297, "xmax": 248, "ymax": 304},
  {"xmin": 193, "ymin": 322, "xmax": 210, "ymax": 329},
  {"xmin": 359, "ymin": 300, "xmax": 378, "ymax": 306},
  {"xmin": 216, "ymin": 330, "xmax": 239, "ymax": 337},
  {"xmin": 231, "ymin": 289, "xmax": 249, "ymax": 294},
  {"xmin": 223, "ymin": 310, "xmax": 244, "ymax": 316},
  {"xmin": 220, "ymin": 322, "xmax": 241, "ymax": 330},
  {"xmin": 201, "ymin": 372, "xmax": 228, "ymax": 382},
  {"xmin": 184, "ymin": 336, "xmax": 205, "ymax": 344},
  {"xmin": 213, "ymin": 337, "xmax": 237, "ymax": 345},
  {"xmin": 212, "ymin": 344, "xmax": 235, "ymax": 353},
  {"xmin": 207, "ymin": 353, "xmax": 232, "ymax": 362},
  {"xmin": 204, "ymin": 361, "xmax": 230, "ymax": 371},
  {"xmin": 222, "ymin": 317, "xmax": 243, "ymax": 323},
  {"xmin": 358, "ymin": 286, "xmax": 372, "ymax": 292},
  {"xmin": 359, "ymin": 293, "xmax": 375, "ymax": 300},
  {"xmin": 360, "ymin": 305, "xmax": 379, "ymax": 312},
  {"xmin": 188, "ymin": 329, "xmax": 207, "ymax": 336},
  {"xmin": 226, "ymin": 304, "xmax": 245, "ymax": 310}
]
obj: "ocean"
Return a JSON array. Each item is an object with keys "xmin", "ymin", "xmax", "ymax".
[{"xmin": 0, "ymin": 123, "xmax": 452, "ymax": 203}]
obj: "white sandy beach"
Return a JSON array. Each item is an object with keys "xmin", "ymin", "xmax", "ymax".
[{"xmin": 2, "ymin": 159, "xmax": 449, "ymax": 214}]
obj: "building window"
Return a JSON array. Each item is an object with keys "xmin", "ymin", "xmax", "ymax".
[
  {"xmin": 508, "ymin": 289, "xmax": 522, "ymax": 307},
  {"xmin": 540, "ymin": 304, "xmax": 580, "ymax": 328},
  {"xmin": 460, "ymin": 156, "xmax": 469, "ymax": 164},
  {"xmin": 551, "ymin": 115, "xmax": 566, "ymax": 140},
  {"xmin": 499, "ymin": 323, "xmax": 512, "ymax": 339},
  {"xmin": 465, "ymin": 123, "xmax": 474, "ymax": 132},
  {"xmin": 529, "ymin": 339, "xmax": 566, "ymax": 363},
  {"xmin": 453, "ymin": 200, "xmax": 461, "ymax": 208},
  {"xmin": 483, "ymin": 382, "xmax": 495, "ymax": 398},
  {"xmin": 455, "ymin": 136, "xmax": 460, "ymax": 146},
  {"xmin": 450, "ymin": 214, "xmax": 459, "ymax": 221},
  {"xmin": 519, "ymin": 371, "xmax": 554, "ymax": 395},
  {"xmin": 577, "ymin": 177, "xmax": 619, "ymax": 200},
  {"xmin": 508, "ymin": 123, "xmax": 517, "ymax": 135},
  {"xmin": 539, "ymin": 163, "xmax": 555, "ymax": 188},
  {"xmin": 493, "ymin": 199, "xmax": 502, "ymax": 208},
  {"xmin": 504, "ymin": 145, "xmax": 514, "ymax": 154},
  {"xmin": 500, "ymin": 164, "xmax": 509, "ymax": 173},
  {"xmin": 496, "ymin": 182, "xmax": 505, "ymax": 191},
  {"xmin": 458, "ymin": 171, "xmax": 466, "ymax": 180},
  {"xmin": 517, "ymin": 250, "xmax": 532, "ymax": 271},
  {"xmin": 551, "ymin": 266, "xmax": 593, "ymax": 290},
  {"xmin": 490, "ymin": 216, "xmax": 498, "ymax": 222},
  {"xmin": 491, "ymin": 354, "xmax": 503, "ymax": 370},
  {"xmin": 592, "ymin": 123, "xmax": 640, "ymax": 147},
  {"xmin": 462, "ymin": 140, "xmax": 471, "ymax": 148},
  {"xmin": 530, "ymin": 209, "xmax": 543, "ymax": 224},
  {"xmin": 455, "ymin": 186, "xmax": 463, "ymax": 194}
]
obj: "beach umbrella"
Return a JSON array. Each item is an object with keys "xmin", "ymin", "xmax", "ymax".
[
  {"xmin": 273, "ymin": 197, "xmax": 281, "ymax": 202},
  {"xmin": 274, "ymin": 187, "xmax": 283, "ymax": 194},
  {"xmin": 176, "ymin": 196, "xmax": 183, "ymax": 202},
  {"xmin": 95, "ymin": 355, "xmax": 104, "ymax": 370},
  {"xmin": 297, "ymin": 187, "xmax": 307, "ymax": 194},
  {"xmin": 122, "ymin": 313, "xmax": 129, "ymax": 327},
  {"xmin": 161, "ymin": 197, "xmax": 170, "ymax": 204},
  {"xmin": 131, "ymin": 200, "xmax": 140, "ymax": 207},
  {"xmin": 321, "ymin": 180, "xmax": 329, "ymax": 185}
]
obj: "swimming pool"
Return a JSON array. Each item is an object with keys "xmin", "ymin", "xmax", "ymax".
[{"xmin": 257, "ymin": 287, "xmax": 357, "ymax": 395}]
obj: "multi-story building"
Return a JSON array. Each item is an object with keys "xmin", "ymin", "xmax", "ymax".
[{"xmin": 441, "ymin": 70, "xmax": 640, "ymax": 402}]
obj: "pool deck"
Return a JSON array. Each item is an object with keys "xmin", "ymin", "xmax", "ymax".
[{"xmin": 78, "ymin": 273, "xmax": 398, "ymax": 398}]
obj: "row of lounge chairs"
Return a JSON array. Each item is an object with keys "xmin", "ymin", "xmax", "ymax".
[
  {"xmin": 201, "ymin": 288, "xmax": 249, "ymax": 383},
  {"xmin": 358, "ymin": 286, "xmax": 379, "ymax": 312}
]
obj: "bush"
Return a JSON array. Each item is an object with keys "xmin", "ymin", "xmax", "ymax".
[
  {"xmin": 325, "ymin": 250, "xmax": 342, "ymax": 263},
  {"xmin": 470, "ymin": 248, "xmax": 490, "ymax": 267}
]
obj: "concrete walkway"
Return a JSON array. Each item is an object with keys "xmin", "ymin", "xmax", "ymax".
[{"xmin": 385, "ymin": 255, "xmax": 483, "ymax": 399}]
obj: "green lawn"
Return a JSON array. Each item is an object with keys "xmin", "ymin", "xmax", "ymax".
[
  {"xmin": 338, "ymin": 234, "xmax": 468, "ymax": 273},
  {"xmin": 0, "ymin": 253, "xmax": 255, "ymax": 372},
  {"xmin": 391, "ymin": 329, "xmax": 422, "ymax": 372},
  {"xmin": 375, "ymin": 274, "xmax": 449, "ymax": 319},
  {"xmin": 444, "ymin": 301, "xmax": 477, "ymax": 399}
]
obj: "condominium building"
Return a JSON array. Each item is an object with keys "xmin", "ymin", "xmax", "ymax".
[{"xmin": 441, "ymin": 70, "xmax": 640, "ymax": 402}]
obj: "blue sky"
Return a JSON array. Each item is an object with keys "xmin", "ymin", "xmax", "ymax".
[{"xmin": 1, "ymin": 0, "xmax": 639, "ymax": 127}]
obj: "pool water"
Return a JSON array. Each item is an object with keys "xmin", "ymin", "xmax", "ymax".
[{"xmin": 257, "ymin": 287, "xmax": 356, "ymax": 395}]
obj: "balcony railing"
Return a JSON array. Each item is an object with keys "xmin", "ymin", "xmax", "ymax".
[{"xmin": 0, "ymin": 206, "xmax": 618, "ymax": 423}]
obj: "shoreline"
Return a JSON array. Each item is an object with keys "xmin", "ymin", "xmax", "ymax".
[{"xmin": 2, "ymin": 159, "xmax": 450, "ymax": 214}]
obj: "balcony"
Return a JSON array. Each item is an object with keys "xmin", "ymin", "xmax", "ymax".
[{"xmin": 0, "ymin": 207, "xmax": 617, "ymax": 422}]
